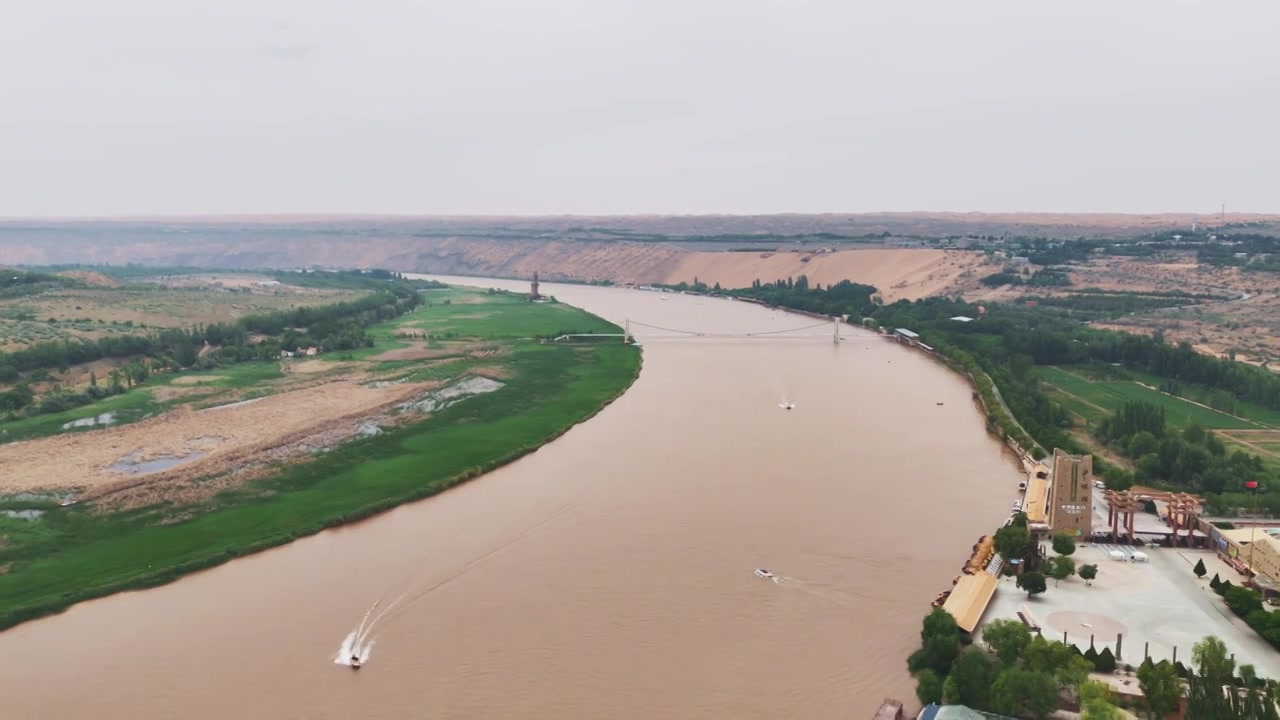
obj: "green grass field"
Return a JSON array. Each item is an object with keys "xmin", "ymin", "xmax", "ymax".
[
  {"xmin": 1034, "ymin": 366, "xmax": 1260, "ymax": 430},
  {"xmin": 1118, "ymin": 367, "xmax": 1280, "ymax": 428},
  {"xmin": 180, "ymin": 362, "xmax": 285, "ymax": 388},
  {"xmin": 0, "ymin": 290, "xmax": 640, "ymax": 630},
  {"xmin": 1039, "ymin": 386, "xmax": 1108, "ymax": 426},
  {"xmin": 0, "ymin": 390, "xmax": 166, "ymax": 444},
  {"xmin": 402, "ymin": 293, "xmax": 618, "ymax": 340}
]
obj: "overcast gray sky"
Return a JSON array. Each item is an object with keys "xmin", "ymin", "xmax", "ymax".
[{"xmin": 2, "ymin": 0, "xmax": 1277, "ymax": 216}]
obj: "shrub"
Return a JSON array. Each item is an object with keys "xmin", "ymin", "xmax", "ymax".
[
  {"xmin": 1096, "ymin": 647, "xmax": 1118, "ymax": 673},
  {"xmin": 1084, "ymin": 645, "xmax": 1100, "ymax": 668},
  {"xmin": 1078, "ymin": 564, "xmax": 1099, "ymax": 585},
  {"xmin": 915, "ymin": 669, "xmax": 943, "ymax": 706}
]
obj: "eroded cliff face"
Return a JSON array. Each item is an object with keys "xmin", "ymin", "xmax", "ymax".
[
  {"xmin": 0, "ymin": 233, "xmax": 685, "ymax": 283},
  {"xmin": 0, "ymin": 227, "xmax": 988, "ymax": 300}
]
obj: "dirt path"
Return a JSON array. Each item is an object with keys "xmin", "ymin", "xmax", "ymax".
[
  {"xmin": 1055, "ymin": 366, "xmax": 1267, "ymax": 429},
  {"xmin": 1034, "ymin": 373, "xmax": 1134, "ymax": 468},
  {"xmin": 1217, "ymin": 429, "xmax": 1280, "ymax": 436},
  {"xmin": 1043, "ymin": 377, "xmax": 1112, "ymax": 417},
  {"xmin": 1217, "ymin": 432, "xmax": 1280, "ymax": 460}
]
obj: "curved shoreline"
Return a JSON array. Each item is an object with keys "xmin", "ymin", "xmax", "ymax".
[{"xmin": 0, "ymin": 299, "xmax": 642, "ymax": 632}]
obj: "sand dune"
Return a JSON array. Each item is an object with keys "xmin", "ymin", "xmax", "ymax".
[
  {"xmin": 0, "ymin": 225, "xmax": 992, "ymax": 299},
  {"xmin": 667, "ymin": 249, "xmax": 989, "ymax": 301}
]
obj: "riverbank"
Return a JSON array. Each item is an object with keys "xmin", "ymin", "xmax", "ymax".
[
  {"xmin": 0, "ymin": 275, "xmax": 1026, "ymax": 718},
  {"xmin": 0, "ymin": 288, "xmax": 641, "ymax": 631}
]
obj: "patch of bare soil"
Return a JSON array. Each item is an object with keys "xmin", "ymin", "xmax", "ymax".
[
  {"xmin": 371, "ymin": 341, "xmax": 439, "ymax": 361},
  {"xmin": 1217, "ymin": 430, "xmax": 1280, "ymax": 460},
  {"xmin": 442, "ymin": 295, "xmax": 491, "ymax": 305},
  {"xmin": 0, "ymin": 379, "xmax": 434, "ymax": 497},
  {"xmin": 171, "ymin": 375, "xmax": 227, "ymax": 385},
  {"xmin": 467, "ymin": 365, "xmax": 513, "ymax": 380},
  {"xmin": 148, "ymin": 385, "xmax": 219, "ymax": 403},
  {"xmin": 370, "ymin": 341, "xmax": 500, "ymax": 364},
  {"xmin": 977, "ymin": 250, "xmax": 1280, "ymax": 370},
  {"xmin": 285, "ymin": 360, "xmax": 354, "ymax": 375}
]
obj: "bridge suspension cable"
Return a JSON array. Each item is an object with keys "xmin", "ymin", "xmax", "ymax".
[{"xmin": 626, "ymin": 318, "xmax": 833, "ymax": 338}]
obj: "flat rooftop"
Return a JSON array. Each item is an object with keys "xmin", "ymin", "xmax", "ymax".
[
  {"xmin": 1024, "ymin": 476, "xmax": 1050, "ymax": 525},
  {"xmin": 942, "ymin": 573, "xmax": 1000, "ymax": 633}
]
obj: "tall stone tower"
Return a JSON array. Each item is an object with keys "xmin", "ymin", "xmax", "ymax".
[
  {"xmin": 530, "ymin": 272, "xmax": 541, "ymax": 301},
  {"xmin": 1048, "ymin": 449, "xmax": 1094, "ymax": 537}
]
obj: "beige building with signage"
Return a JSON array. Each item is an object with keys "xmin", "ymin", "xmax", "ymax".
[
  {"xmin": 1219, "ymin": 527, "xmax": 1280, "ymax": 587},
  {"xmin": 1047, "ymin": 449, "xmax": 1093, "ymax": 537}
]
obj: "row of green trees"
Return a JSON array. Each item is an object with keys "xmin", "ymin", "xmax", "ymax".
[
  {"xmin": 979, "ymin": 268, "xmax": 1072, "ymax": 288},
  {"xmin": 855, "ymin": 296, "xmax": 1138, "ymax": 484},
  {"xmin": 728, "ymin": 277, "xmax": 880, "ymax": 318},
  {"xmin": 1095, "ymin": 402, "xmax": 1265, "ymax": 494},
  {"xmin": 744, "ymin": 286, "xmax": 1275, "ymax": 493},
  {"xmin": 1014, "ymin": 292, "xmax": 1201, "ymax": 319},
  {"xmin": 914, "ymin": 608, "xmax": 1278, "ymax": 718},
  {"xmin": 670, "ymin": 280, "xmax": 1277, "ymax": 498},
  {"xmin": 0, "ymin": 269, "xmax": 79, "ymax": 300},
  {"xmin": 993, "ymin": 523, "xmax": 1099, "ymax": 594},
  {"xmin": 0, "ymin": 286, "xmax": 421, "ymax": 377},
  {"xmin": 872, "ymin": 295, "xmax": 1280, "ymax": 414},
  {"xmin": 1211, "ymin": 575, "xmax": 1280, "ymax": 656},
  {"xmin": 0, "ymin": 278, "xmax": 429, "ymax": 418},
  {"xmin": 911, "ymin": 611, "xmax": 1125, "ymax": 718}
]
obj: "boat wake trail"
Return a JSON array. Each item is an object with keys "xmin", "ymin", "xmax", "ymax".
[
  {"xmin": 774, "ymin": 576, "xmax": 852, "ymax": 606},
  {"xmin": 336, "ymin": 494, "xmax": 587, "ymax": 667},
  {"xmin": 334, "ymin": 631, "xmax": 375, "ymax": 667}
]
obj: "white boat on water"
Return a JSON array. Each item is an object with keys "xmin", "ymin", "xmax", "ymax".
[
  {"xmin": 779, "ymin": 403, "xmax": 794, "ymax": 410},
  {"xmin": 754, "ymin": 568, "xmax": 774, "ymax": 579}
]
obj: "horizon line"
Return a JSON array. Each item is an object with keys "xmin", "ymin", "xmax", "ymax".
[{"xmin": 0, "ymin": 210, "xmax": 1277, "ymax": 224}]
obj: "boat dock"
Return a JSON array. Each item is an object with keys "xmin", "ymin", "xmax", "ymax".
[{"xmin": 873, "ymin": 698, "xmax": 905, "ymax": 719}]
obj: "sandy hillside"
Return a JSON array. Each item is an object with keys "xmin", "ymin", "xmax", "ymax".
[
  {"xmin": 404, "ymin": 238, "xmax": 688, "ymax": 284},
  {"xmin": 56, "ymin": 270, "xmax": 120, "ymax": 287},
  {"xmin": 666, "ymin": 249, "xmax": 990, "ymax": 301},
  {"xmin": 8, "ymin": 211, "xmax": 1279, "ymax": 237}
]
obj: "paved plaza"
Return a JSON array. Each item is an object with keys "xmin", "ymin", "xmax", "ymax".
[{"xmin": 979, "ymin": 543, "xmax": 1280, "ymax": 679}]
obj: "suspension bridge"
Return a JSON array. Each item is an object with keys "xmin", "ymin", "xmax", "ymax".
[{"xmin": 551, "ymin": 317, "xmax": 845, "ymax": 344}]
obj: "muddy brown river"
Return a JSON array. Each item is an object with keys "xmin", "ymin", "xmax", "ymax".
[{"xmin": 0, "ymin": 277, "xmax": 1019, "ymax": 719}]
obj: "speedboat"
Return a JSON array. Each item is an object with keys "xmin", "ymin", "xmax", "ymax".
[
  {"xmin": 779, "ymin": 403, "xmax": 794, "ymax": 410},
  {"xmin": 754, "ymin": 568, "xmax": 774, "ymax": 579},
  {"xmin": 350, "ymin": 655, "xmax": 362, "ymax": 670}
]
